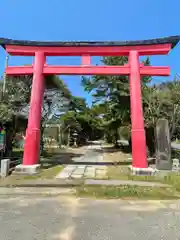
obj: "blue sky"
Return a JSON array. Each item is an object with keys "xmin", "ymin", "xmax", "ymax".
[{"xmin": 0, "ymin": 0, "xmax": 180, "ymax": 105}]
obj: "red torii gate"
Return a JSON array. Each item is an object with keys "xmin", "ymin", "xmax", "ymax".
[{"xmin": 0, "ymin": 36, "xmax": 179, "ymax": 173}]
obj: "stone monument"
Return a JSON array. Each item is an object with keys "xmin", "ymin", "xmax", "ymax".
[
  {"xmin": 172, "ymin": 158, "xmax": 180, "ymax": 172},
  {"xmin": 0, "ymin": 159, "xmax": 10, "ymax": 177},
  {"xmin": 155, "ymin": 119, "xmax": 172, "ymax": 170}
]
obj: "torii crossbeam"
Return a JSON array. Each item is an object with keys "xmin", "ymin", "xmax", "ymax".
[{"xmin": 0, "ymin": 36, "xmax": 179, "ymax": 174}]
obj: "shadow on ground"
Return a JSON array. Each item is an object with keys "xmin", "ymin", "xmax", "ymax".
[
  {"xmin": 96, "ymin": 145, "xmax": 131, "ymax": 154},
  {"xmin": 40, "ymin": 152, "xmax": 84, "ymax": 167},
  {"xmin": 41, "ymin": 155, "xmax": 132, "ymax": 166}
]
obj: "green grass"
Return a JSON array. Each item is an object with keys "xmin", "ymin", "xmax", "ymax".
[
  {"xmin": 107, "ymin": 166, "xmax": 180, "ymax": 191},
  {"xmin": 0, "ymin": 165, "xmax": 64, "ymax": 185},
  {"xmin": 76, "ymin": 185, "xmax": 180, "ymax": 200},
  {"xmin": 107, "ymin": 166, "xmax": 157, "ymax": 181},
  {"xmin": 21, "ymin": 165, "xmax": 63, "ymax": 180},
  {"xmin": 160, "ymin": 173, "xmax": 180, "ymax": 191}
]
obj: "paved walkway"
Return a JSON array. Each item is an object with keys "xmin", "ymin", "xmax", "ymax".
[
  {"xmin": 55, "ymin": 143, "xmax": 108, "ymax": 179},
  {"xmin": 1, "ymin": 195, "xmax": 180, "ymax": 239}
]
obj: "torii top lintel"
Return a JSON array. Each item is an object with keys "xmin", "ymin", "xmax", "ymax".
[{"xmin": 0, "ymin": 36, "xmax": 179, "ymax": 56}]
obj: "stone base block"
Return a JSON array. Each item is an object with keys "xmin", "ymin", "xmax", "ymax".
[
  {"xmin": 13, "ymin": 164, "xmax": 40, "ymax": 175},
  {"xmin": 129, "ymin": 166, "xmax": 157, "ymax": 176}
]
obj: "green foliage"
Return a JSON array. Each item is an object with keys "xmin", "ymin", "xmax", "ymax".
[
  {"xmin": 82, "ymin": 55, "xmax": 180, "ymax": 152},
  {"xmin": 76, "ymin": 185, "xmax": 178, "ymax": 199},
  {"xmin": 1, "ymin": 55, "xmax": 180, "ymax": 155},
  {"xmin": 0, "ymin": 75, "xmax": 32, "ymax": 123},
  {"xmin": 59, "ymin": 104, "xmax": 104, "ymax": 145},
  {"xmin": 144, "ymin": 77, "xmax": 180, "ymax": 139},
  {"xmin": 82, "ymin": 56, "xmax": 152, "ymax": 144},
  {"xmin": 0, "ymin": 74, "xmax": 73, "ymax": 155},
  {"xmin": 82, "ymin": 56, "xmax": 129, "ymax": 144},
  {"xmin": 69, "ymin": 96, "xmax": 87, "ymax": 112}
]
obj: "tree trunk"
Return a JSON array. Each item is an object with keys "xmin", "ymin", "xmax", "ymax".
[
  {"xmin": 67, "ymin": 127, "xmax": 70, "ymax": 147},
  {"xmin": 58, "ymin": 125, "xmax": 62, "ymax": 148},
  {"xmin": 4, "ymin": 116, "xmax": 17, "ymax": 158},
  {"xmin": 129, "ymin": 129, "xmax": 153, "ymax": 157},
  {"xmin": 128, "ymin": 137, "xmax": 132, "ymax": 151},
  {"xmin": 4, "ymin": 129, "xmax": 13, "ymax": 158},
  {"xmin": 146, "ymin": 127, "xmax": 155, "ymax": 157},
  {"xmin": 40, "ymin": 124, "xmax": 45, "ymax": 156},
  {"xmin": 114, "ymin": 129, "xmax": 119, "ymax": 148}
]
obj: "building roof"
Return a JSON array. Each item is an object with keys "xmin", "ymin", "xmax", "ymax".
[{"xmin": 0, "ymin": 36, "xmax": 179, "ymax": 48}]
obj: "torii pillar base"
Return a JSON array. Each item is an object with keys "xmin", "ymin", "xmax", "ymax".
[
  {"xmin": 128, "ymin": 166, "xmax": 157, "ymax": 176},
  {"xmin": 13, "ymin": 164, "xmax": 40, "ymax": 175}
]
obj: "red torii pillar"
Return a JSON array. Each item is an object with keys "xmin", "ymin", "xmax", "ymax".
[
  {"xmin": 3, "ymin": 39, "xmax": 174, "ymax": 174},
  {"xmin": 129, "ymin": 51, "xmax": 147, "ymax": 168},
  {"xmin": 23, "ymin": 52, "xmax": 45, "ymax": 165}
]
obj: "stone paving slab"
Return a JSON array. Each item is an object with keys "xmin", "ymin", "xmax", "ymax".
[
  {"xmin": 85, "ymin": 167, "xmax": 96, "ymax": 173},
  {"xmin": 71, "ymin": 174, "xmax": 83, "ymax": 179},
  {"xmin": 57, "ymin": 164, "xmax": 108, "ymax": 180},
  {"xmin": 95, "ymin": 170, "xmax": 107, "ymax": 178},
  {"xmin": 73, "ymin": 169, "xmax": 85, "ymax": 174},
  {"xmin": 64, "ymin": 164, "xmax": 77, "ymax": 169},
  {"xmin": 61, "ymin": 166, "xmax": 75, "ymax": 171},
  {"xmin": 76, "ymin": 165, "xmax": 86, "ymax": 169},
  {"xmin": 96, "ymin": 166, "xmax": 107, "ymax": 170},
  {"xmin": 95, "ymin": 175, "xmax": 108, "ymax": 179},
  {"xmin": 96, "ymin": 170, "xmax": 106, "ymax": 174},
  {"xmin": 84, "ymin": 167, "xmax": 96, "ymax": 178},
  {"xmin": 55, "ymin": 165, "xmax": 77, "ymax": 179},
  {"xmin": 84, "ymin": 171, "xmax": 95, "ymax": 176},
  {"xmin": 55, "ymin": 143, "xmax": 104, "ymax": 179},
  {"xmin": 84, "ymin": 174, "xmax": 95, "ymax": 179},
  {"xmin": 56, "ymin": 171, "xmax": 72, "ymax": 179},
  {"xmin": 87, "ymin": 165, "xmax": 97, "ymax": 168},
  {"xmin": 87, "ymin": 166, "xmax": 97, "ymax": 170}
]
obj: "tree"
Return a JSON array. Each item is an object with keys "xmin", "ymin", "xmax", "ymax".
[
  {"xmin": 143, "ymin": 76, "xmax": 180, "ymax": 141},
  {"xmin": 82, "ymin": 56, "xmax": 151, "ymax": 146},
  {"xmin": 0, "ymin": 75, "xmax": 32, "ymax": 156},
  {"xmin": 58, "ymin": 96, "xmax": 104, "ymax": 146},
  {"xmin": 39, "ymin": 75, "xmax": 71, "ymax": 154},
  {"xmin": 0, "ymin": 74, "xmax": 71, "ymax": 156}
]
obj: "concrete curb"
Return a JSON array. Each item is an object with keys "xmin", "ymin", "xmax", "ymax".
[
  {"xmin": 0, "ymin": 187, "xmax": 76, "ymax": 196},
  {"xmin": 0, "ymin": 179, "xmax": 84, "ymax": 188},
  {"xmin": 85, "ymin": 179, "xmax": 170, "ymax": 188},
  {"xmin": 0, "ymin": 179, "xmax": 170, "ymax": 188},
  {"xmin": 0, "ymin": 182, "xmax": 83, "ymax": 188}
]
